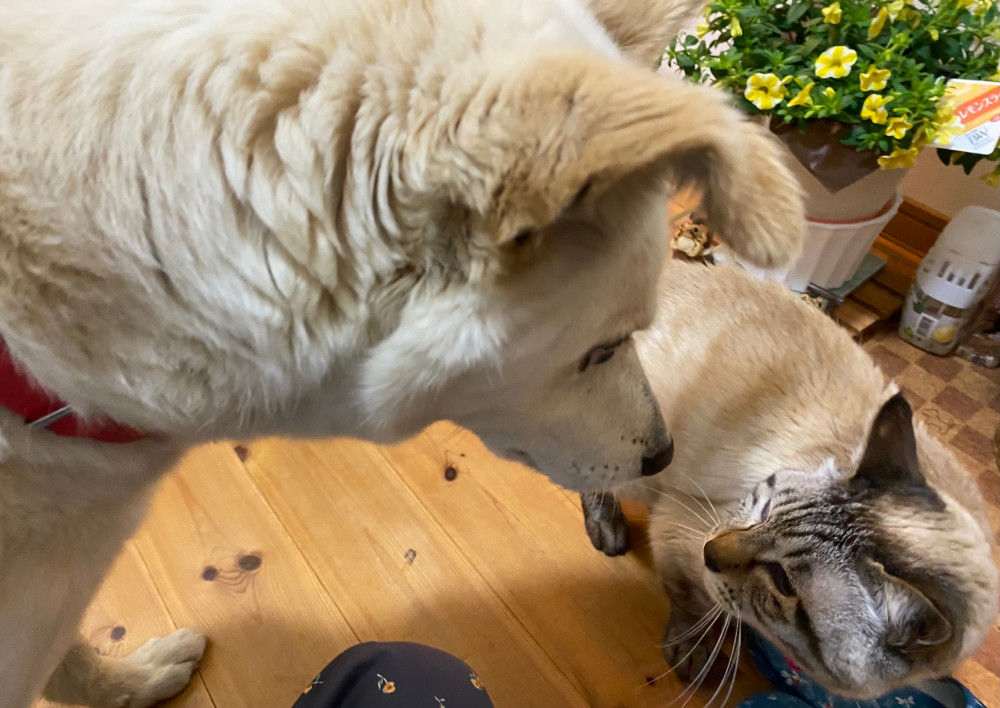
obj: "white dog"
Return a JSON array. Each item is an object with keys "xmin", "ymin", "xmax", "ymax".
[{"xmin": 0, "ymin": 0, "xmax": 804, "ymax": 705}]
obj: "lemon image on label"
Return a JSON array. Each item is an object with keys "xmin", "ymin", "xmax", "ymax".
[{"xmin": 932, "ymin": 324, "xmax": 957, "ymax": 344}]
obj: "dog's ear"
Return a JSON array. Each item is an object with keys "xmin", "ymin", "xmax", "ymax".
[
  {"xmin": 583, "ymin": 0, "xmax": 712, "ymax": 67},
  {"xmin": 418, "ymin": 51, "xmax": 803, "ymax": 265}
]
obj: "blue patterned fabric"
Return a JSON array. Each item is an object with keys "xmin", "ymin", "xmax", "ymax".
[
  {"xmin": 292, "ymin": 642, "xmax": 494, "ymax": 708},
  {"xmin": 739, "ymin": 629, "xmax": 987, "ymax": 708}
]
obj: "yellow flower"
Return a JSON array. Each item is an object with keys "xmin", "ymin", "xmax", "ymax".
[
  {"xmin": 877, "ymin": 147, "xmax": 920, "ymax": 169},
  {"xmin": 861, "ymin": 94, "xmax": 892, "ymax": 124},
  {"xmin": 958, "ymin": 0, "xmax": 976, "ymax": 7},
  {"xmin": 869, "ymin": 7, "xmax": 888, "ymax": 39},
  {"xmin": 901, "ymin": 7, "xmax": 922, "ymax": 27},
  {"xmin": 929, "ymin": 28, "xmax": 939, "ymax": 41},
  {"xmin": 815, "ymin": 46, "xmax": 858, "ymax": 79},
  {"xmin": 934, "ymin": 115, "xmax": 965, "ymax": 146},
  {"xmin": 730, "ymin": 16, "xmax": 743, "ymax": 37},
  {"xmin": 886, "ymin": 0, "xmax": 906, "ymax": 18},
  {"xmin": 788, "ymin": 82, "xmax": 816, "ymax": 107},
  {"xmin": 744, "ymin": 73, "xmax": 790, "ymax": 110},
  {"xmin": 696, "ymin": 21, "xmax": 710, "ymax": 37},
  {"xmin": 983, "ymin": 167, "xmax": 1000, "ymax": 189},
  {"xmin": 822, "ymin": 2, "xmax": 843, "ymax": 24},
  {"xmin": 859, "ymin": 66, "xmax": 891, "ymax": 91},
  {"xmin": 936, "ymin": 100, "xmax": 956, "ymax": 123},
  {"xmin": 823, "ymin": 86, "xmax": 837, "ymax": 99},
  {"xmin": 885, "ymin": 116, "xmax": 913, "ymax": 138}
]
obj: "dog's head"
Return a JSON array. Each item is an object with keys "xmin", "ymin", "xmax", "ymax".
[{"xmin": 354, "ymin": 50, "xmax": 801, "ymax": 492}]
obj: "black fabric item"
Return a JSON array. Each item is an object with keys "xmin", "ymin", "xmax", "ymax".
[{"xmin": 292, "ymin": 642, "xmax": 495, "ymax": 708}]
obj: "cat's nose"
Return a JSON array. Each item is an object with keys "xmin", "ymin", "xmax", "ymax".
[
  {"xmin": 703, "ymin": 539, "xmax": 722, "ymax": 573},
  {"xmin": 704, "ymin": 531, "xmax": 754, "ymax": 572},
  {"xmin": 641, "ymin": 438, "xmax": 674, "ymax": 477}
]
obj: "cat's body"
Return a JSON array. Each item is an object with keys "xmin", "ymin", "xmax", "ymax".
[{"xmin": 585, "ymin": 260, "xmax": 998, "ymax": 699}]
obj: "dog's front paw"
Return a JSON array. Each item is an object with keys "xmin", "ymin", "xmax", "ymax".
[
  {"xmin": 116, "ymin": 628, "xmax": 207, "ymax": 708},
  {"xmin": 660, "ymin": 611, "xmax": 726, "ymax": 683},
  {"xmin": 581, "ymin": 491, "xmax": 629, "ymax": 556},
  {"xmin": 711, "ymin": 123, "xmax": 805, "ymax": 270}
]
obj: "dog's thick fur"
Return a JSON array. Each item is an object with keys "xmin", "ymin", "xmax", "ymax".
[{"xmin": 0, "ymin": 1, "xmax": 804, "ymax": 705}]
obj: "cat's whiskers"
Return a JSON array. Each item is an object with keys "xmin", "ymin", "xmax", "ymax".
[
  {"xmin": 638, "ymin": 483, "xmax": 714, "ymax": 530},
  {"xmin": 706, "ymin": 613, "xmax": 742, "ymax": 708},
  {"xmin": 599, "ymin": 466, "xmax": 615, "ymax": 507},
  {"xmin": 659, "ymin": 604, "xmax": 724, "ymax": 649},
  {"xmin": 639, "ymin": 605, "xmax": 725, "ymax": 690},
  {"xmin": 672, "ymin": 471, "xmax": 723, "ymax": 526},
  {"xmin": 720, "ymin": 620, "xmax": 742, "ymax": 708},
  {"xmin": 659, "ymin": 480, "xmax": 721, "ymax": 528},
  {"xmin": 655, "ymin": 522, "xmax": 707, "ymax": 538},
  {"xmin": 671, "ymin": 613, "xmax": 731, "ymax": 708}
]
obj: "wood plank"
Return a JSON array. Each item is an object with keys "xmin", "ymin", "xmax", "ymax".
[
  {"xmin": 852, "ymin": 281, "xmax": 904, "ymax": 319},
  {"xmin": 133, "ymin": 444, "xmax": 359, "ymax": 708},
  {"xmin": 880, "ymin": 197, "xmax": 947, "ymax": 257},
  {"xmin": 376, "ymin": 423, "xmax": 771, "ymax": 708},
  {"xmin": 872, "ymin": 265, "xmax": 912, "ymax": 298},
  {"xmin": 883, "ymin": 211, "xmax": 943, "ymax": 256},
  {"xmin": 833, "ymin": 300, "xmax": 880, "ymax": 336},
  {"xmin": 242, "ymin": 437, "xmax": 589, "ymax": 708},
  {"xmin": 872, "ymin": 237, "xmax": 921, "ymax": 272},
  {"xmin": 900, "ymin": 197, "xmax": 949, "ymax": 231},
  {"xmin": 36, "ymin": 543, "xmax": 215, "ymax": 708}
]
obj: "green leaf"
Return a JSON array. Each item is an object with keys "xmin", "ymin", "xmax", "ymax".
[
  {"xmin": 956, "ymin": 152, "xmax": 983, "ymax": 175},
  {"xmin": 786, "ymin": 1, "xmax": 812, "ymax": 24},
  {"xmin": 674, "ymin": 53, "xmax": 696, "ymax": 69},
  {"xmin": 858, "ymin": 44, "xmax": 877, "ymax": 60}
]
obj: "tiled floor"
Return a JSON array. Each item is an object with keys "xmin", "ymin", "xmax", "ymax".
[{"xmin": 864, "ymin": 326, "xmax": 999, "ymax": 532}]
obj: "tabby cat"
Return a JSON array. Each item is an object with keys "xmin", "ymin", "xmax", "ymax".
[{"xmin": 582, "ymin": 260, "xmax": 998, "ymax": 699}]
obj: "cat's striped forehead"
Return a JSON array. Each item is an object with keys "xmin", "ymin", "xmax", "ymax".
[{"xmin": 766, "ymin": 471, "xmax": 948, "ymax": 560}]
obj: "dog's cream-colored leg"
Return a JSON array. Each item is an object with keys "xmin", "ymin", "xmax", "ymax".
[
  {"xmin": 43, "ymin": 631, "xmax": 207, "ymax": 708},
  {"xmin": 0, "ymin": 424, "xmax": 186, "ymax": 707}
]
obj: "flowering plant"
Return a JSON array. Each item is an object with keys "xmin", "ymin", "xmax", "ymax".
[{"xmin": 665, "ymin": 0, "xmax": 1000, "ymax": 184}]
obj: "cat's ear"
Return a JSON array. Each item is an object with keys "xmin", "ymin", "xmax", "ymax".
[
  {"xmin": 853, "ymin": 393, "xmax": 922, "ymax": 490},
  {"xmin": 870, "ymin": 562, "xmax": 952, "ymax": 651}
]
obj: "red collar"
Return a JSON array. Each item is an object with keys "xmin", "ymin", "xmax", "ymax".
[{"xmin": 0, "ymin": 340, "xmax": 148, "ymax": 443}]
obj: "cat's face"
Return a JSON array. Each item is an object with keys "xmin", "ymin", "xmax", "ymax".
[{"xmin": 701, "ymin": 394, "xmax": 998, "ymax": 698}]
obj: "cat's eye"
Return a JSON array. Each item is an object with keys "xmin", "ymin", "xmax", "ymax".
[
  {"xmin": 763, "ymin": 562, "xmax": 795, "ymax": 597},
  {"xmin": 760, "ymin": 499, "xmax": 772, "ymax": 522}
]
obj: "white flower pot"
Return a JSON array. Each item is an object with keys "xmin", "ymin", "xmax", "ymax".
[{"xmin": 741, "ymin": 189, "xmax": 903, "ymax": 291}]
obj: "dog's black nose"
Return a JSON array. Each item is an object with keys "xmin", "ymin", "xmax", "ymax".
[{"xmin": 640, "ymin": 439, "xmax": 673, "ymax": 477}]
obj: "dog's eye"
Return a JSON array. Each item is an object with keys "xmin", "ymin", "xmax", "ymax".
[
  {"xmin": 763, "ymin": 562, "xmax": 795, "ymax": 597},
  {"xmin": 579, "ymin": 343, "xmax": 617, "ymax": 372},
  {"xmin": 513, "ymin": 228, "xmax": 533, "ymax": 246}
]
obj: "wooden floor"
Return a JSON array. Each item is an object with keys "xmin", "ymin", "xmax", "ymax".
[{"xmin": 39, "ymin": 427, "xmax": 777, "ymax": 708}]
